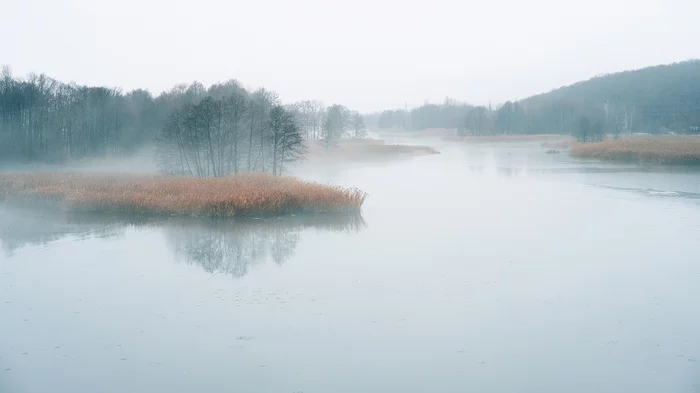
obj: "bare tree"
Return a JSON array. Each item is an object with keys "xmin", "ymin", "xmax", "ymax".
[
  {"xmin": 351, "ymin": 111, "xmax": 367, "ymax": 139},
  {"xmin": 321, "ymin": 104, "xmax": 349, "ymax": 150},
  {"xmin": 268, "ymin": 105, "xmax": 306, "ymax": 175},
  {"xmin": 221, "ymin": 92, "xmax": 247, "ymax": 173},
  {"xmin": 620, "ymin": 105, "xmax": 636, "ymax": 135},
  {"xmin": 246, "ymin": 88, "xmax": 278, "ymax": 171},
  {"xmin": 311, "ymin": 101, "xmax": 326, "ymax": 140}
]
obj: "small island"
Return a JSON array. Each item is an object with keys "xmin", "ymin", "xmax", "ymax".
[{"xmin": 0, "ymin": 173, "xmax": 366, "ymax": 217}]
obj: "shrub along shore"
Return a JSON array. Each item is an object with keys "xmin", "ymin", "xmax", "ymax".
[
  {"xmin": 0, "ymin": 173, "xmax": 367, "ymax": 217},
  {"xmin": 569, "ymin": 137, "xmax": 700, "ymax": 165}
]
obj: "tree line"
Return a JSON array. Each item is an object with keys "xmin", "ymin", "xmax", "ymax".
[
  {"xmin": 0, "ymin": 66, "xmax": 366, "ymax": 175},
  {"xmin": 157, "ymin": 91, "xmax": 365, "ymax": 176},
  {"xmin": 369, "ymin": 61, "xmax": 700, "ymax": 142}
]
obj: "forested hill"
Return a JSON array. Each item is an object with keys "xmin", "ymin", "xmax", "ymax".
[
  {"xmin": 372, "ymin": 60, "xmax": 700, "ymax": 136},
  {"xmin": 524, "ymin": 60, "xmax": 700, "ymax": 107},
  {"xmin": 520, "ymin": 60, "xmax": 700, "ymax": 134}
]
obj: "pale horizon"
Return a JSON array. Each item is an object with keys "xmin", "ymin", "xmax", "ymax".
[{"xmin": 3, "ymin": 0, "xmax": 699, "ymax": 112}]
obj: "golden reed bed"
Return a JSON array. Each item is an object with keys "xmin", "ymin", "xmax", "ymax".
[
  {"xmin": 0, "ymin": 173, "xmax": 367, "ymax": 217},
  {"xmin": 569, "ymin": 137, "xmax": 700, "ymax": 165},
  {"xmin": 444, "ymin": 134, "xmax": 570, "ymax": 143}
]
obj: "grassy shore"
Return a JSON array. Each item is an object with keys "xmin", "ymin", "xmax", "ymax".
[
  {"xmin": 444, "ymin": 134, "xmax": 570, "ymax": 143},
  {"xmin": 569, "ymin": 137, "xmax": 700, "ymax": 165},
  {"xmin": 306, "ymin": 139, "xmax": 439, "ymax": 161},
  {"xmin": 0, "ymin": 173, "xmax": 367, "ymax": 217}
]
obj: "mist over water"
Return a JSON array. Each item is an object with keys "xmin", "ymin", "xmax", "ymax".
[{"xmin": 2, "ymin": 137, "xmax": 700, "ymax": 393}]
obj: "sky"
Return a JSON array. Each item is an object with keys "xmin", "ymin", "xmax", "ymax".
[{"xmin": 2, "ymin": 0, "xmax": 699, "ymax": 112}]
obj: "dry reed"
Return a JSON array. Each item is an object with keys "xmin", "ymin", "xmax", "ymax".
[
  {"xmin": 444, "ymin": 134, "xmax": 570, "ymax": 143},
  {"xmin": 569, "ymin": 137, "xmax": 700, "ymax": 165},
  {"xmin": 0, "ymin": 172, "xmax": 368, "ymax": 217}
]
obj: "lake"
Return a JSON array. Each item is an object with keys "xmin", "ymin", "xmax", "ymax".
[{"xmin": 2, "ymin": 138, "xmax": 700, "ymax": 393}]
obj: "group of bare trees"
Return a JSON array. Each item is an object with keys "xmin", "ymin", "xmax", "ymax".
[
  {"xmin": 157, "ymin": 91, "xmax": 367, "ymax": 177},
  {"xmin": 286, "ymin": 102, "xmax": 366, "ymax": 150},
  {"xmin": 0, "ymin": 66, "xmax": 367, "ymax": 174},
  {"xmin": 156, "ymin": 87, "xmax": 306, "ymax": 177},
  {"xmin": 0, "ymin": 67, "xmax": 163, "ymax": 162},
  {"xmin": 154, "ymin": 84, "xmax": 370, "ymax": 176}
]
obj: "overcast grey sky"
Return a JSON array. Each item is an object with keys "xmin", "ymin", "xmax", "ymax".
[{"xmin": 2, "ymin": 0, "xmax": 699, "ymax": 112}]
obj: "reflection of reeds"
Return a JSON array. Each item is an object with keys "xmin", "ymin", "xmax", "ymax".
[
  {"xmin": 0, "ymin": 203, "xmax": 365, "ymax": 266},
  {"xmin": 0, "ymin": 172, "xmax": 367, "ymax": 216},
  {"xmin": 570, "ymin": 137, "xmax": 700, "ymax": 165},
  {"xmin": 123, "ymin": 212, "xmax": 367, "ymax": 234}
]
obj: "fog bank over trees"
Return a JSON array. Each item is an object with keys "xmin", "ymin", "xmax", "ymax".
[{"xmin": 0, "ymin": 66, "xmax": 365, "ymax": 176}]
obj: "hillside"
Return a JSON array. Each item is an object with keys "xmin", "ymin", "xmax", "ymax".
[
  {"xmin": 372, "ymin": 60, "xmax": 700, "ymax": 136},
  {"xmin": 521, "ymin": 60, "xmax": 700, "ymax": 135}
]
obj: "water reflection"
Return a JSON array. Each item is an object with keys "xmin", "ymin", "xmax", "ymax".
[
  {"xmin": 0, "ymin": 203, "xmax": 365, "ymax": 277},
  {"xmin": 164, "ymin": 214, "xmax": 365, "ymax": 277}
]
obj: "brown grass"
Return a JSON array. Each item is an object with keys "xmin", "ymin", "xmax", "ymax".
[
  {"xmin": 0, "ymin": 172, "xmax": 367, "ymax": 217},
  {"xmin": 569, "ymin": 137, "xmax": 700, "ymax": 165},
  {"xmin": 570, "ymin": 136, "xmax": 700, "ymax": 165},
  {"xmin": 306, "ymin": 139, "xmax": 439, "ymax": 161},
  {"xmin": 444, "ymin": 134, "xmax": 570, "ymax": 143}
]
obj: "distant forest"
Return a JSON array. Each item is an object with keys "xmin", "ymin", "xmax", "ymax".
[
  {"xmin": 3, "ymin": 60, "xmax": 699, "ymax": 168},
  {"xmin": 369, "ymin": 61, "xmax": 700, "ymax": 140},
  {"xmin": 0, "ymin": 66, "xmax": 365, "ymax": 175}
]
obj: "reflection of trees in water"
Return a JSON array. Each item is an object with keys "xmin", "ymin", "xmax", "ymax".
[
  {"xmin": 0, "ymin": 203, "xmax": 365, "ymax": 278},
  {"xmin": 168, "ymin": 225, "xmax": 299, "ymax": 277},
  {"xmin": 164, "ymin": 214, "xmax": 365, "ymax": 277}
]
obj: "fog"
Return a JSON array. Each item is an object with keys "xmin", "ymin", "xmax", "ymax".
[
  {"xmin": 3, "ymin": 0, "xmax": 700, "ymax": 111},
  {"xmin": 3, "ymin": 0, "xmax": 700, "ymax": 391},
  {"xmin": 3, "ymin": 136, "xmax": 700, "ymax": 392}
]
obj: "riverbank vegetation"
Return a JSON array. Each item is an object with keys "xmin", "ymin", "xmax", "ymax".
[
  {"xmin": 569, "ymin": 137, "xmax": 700, "ymax": 165},
  {"xmin": 443, "ymin": 134, "xmax": 569, "ymax": 143},
  {"xmin": 0, "ymin": 173, "xmax": 367, "ymax": 216}
]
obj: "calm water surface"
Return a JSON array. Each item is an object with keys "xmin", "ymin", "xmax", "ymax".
[{"xmin": 2, "ymin": 139, "xmax": 700, "ymax": 393}]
